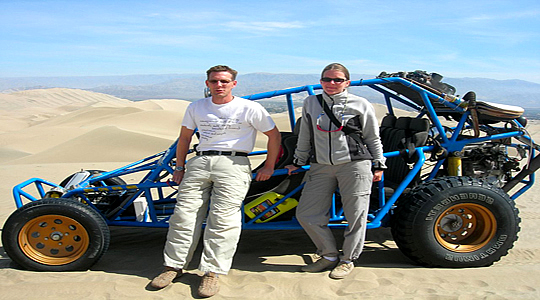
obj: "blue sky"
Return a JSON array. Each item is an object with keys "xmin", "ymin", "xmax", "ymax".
[{"xmin": 1, "ymin": 0, "xmax": 539, "ymax": 83}]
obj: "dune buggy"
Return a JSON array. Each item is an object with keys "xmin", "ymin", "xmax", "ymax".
[{"xmin": 3, "ymin": 71, "xmax": 538, "ymax": 271}]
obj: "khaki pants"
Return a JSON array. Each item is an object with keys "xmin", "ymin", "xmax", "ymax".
[
  {"xmin": 296, "ymin": 160, "xmax": 373, "ymax": 261},
  {"xmin": 163, "ymin": 155, "xmax": 251, "ymax": 274}
]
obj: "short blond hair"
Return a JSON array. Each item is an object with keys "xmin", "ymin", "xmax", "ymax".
[{"xmin": 206, "ymin": 65, "xmax": 238, "ymax": 80}]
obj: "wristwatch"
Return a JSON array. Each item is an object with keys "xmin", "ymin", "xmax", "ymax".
[{"xmin": 175, "ymin": 166, "xmax": 185, "ymax": 172}]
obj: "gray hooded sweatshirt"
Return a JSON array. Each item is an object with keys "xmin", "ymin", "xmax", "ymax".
[{"xmin": 292, "ymin": 90, "xmax": 386, "ymax": 169}]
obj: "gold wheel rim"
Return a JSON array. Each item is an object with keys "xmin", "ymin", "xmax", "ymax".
[
  {"xmin": 18, "ymin": 215, "xmax": 90, "ymax": 265},
  {"xmin": 435, "ymin": 203, "xmax": 497, "ymax": 252}
]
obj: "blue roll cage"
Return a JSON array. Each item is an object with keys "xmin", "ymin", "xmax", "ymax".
[{"xmin": 12, "ymin": 77, "xmax": 537, "ymax": 230}]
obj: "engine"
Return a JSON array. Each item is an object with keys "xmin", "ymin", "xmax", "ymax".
[{"xmin": 461, "ymin": 142, "xmax": 524, "ymax": 187}]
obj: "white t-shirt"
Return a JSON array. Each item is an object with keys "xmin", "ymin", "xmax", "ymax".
[{"xmin": 182, "ymin": 96, "xmax": 276, "ymax": 153}]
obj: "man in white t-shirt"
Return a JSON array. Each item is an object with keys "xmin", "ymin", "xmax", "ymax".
[{"xmin": 150, "ymin": 65, "xmax": 281, "ymax": 297}]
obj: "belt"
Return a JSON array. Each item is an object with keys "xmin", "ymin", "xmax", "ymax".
[{"xmin": 196, "ymin": 150, "xmax": 248, "ymax": 157}]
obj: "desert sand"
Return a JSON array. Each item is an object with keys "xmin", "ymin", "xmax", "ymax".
[{"xmin": 0, "ymin": 88, "xmax": 539, "ymax": 299}]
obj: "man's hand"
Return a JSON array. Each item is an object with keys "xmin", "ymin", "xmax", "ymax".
[
  {"xmin": 255, "ymin": 166, "xmax": 274, "ymax": 181},
  {"xmin": 172, "ymin": 170, "xmax": 185, "ymax": 184},
  {"xmin": 256, "ymin": 127, "xmax": 281, "ymax": 181}
]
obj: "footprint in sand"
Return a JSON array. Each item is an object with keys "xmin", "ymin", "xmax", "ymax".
[{"xmin": 335, "ymin": 280, "xmax": 380, "ymax": 296}]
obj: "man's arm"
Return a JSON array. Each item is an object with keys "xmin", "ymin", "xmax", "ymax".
[
  {"xmin": 172, "ymin": 126, "xmax": 195, "ymax": 184},
  {"xmin": 255, "ymin": 126, "xmax": 281, "ymax": 181}
]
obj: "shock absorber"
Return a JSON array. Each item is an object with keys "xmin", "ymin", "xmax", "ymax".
[{"xmin": 447, "ymin": 151, "xmax": 463, "ymax": 176}]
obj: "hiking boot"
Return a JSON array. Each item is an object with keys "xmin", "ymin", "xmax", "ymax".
[
  {"xmin": 301, "ymin": 257, "xmax": 339, "ymax": 272},
  {"xmin": 198, "ymin": 272, "xmax": 220, "ymax": 298},
  {"xmin": 329, "ymin": 261, "xmax": 354, "ymax": 279},
  {"xmin": 150, "ymin": 266, "xmax": 182, "ymax": 289}
]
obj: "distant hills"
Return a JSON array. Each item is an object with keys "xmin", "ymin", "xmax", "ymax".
[{"xmin": 2, "ymin": 72, "xmax": 540, "ymax": 109}]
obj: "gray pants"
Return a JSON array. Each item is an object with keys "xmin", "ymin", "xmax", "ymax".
[
  {"xmin": 163, "ymin": 155, "xmax": 252, "ymax": 274},
  {"xmin": 296, "ymin": 160, "xmax": 373, "ymax": 261}
]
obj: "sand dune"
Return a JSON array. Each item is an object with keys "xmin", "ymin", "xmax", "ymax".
[
  {"xmin": 2, "ymin": 88, "xmax": 131, "ymax": 109},
  {"xmin": 0, "ymin": 89, "xmax": 193, "ymax": 163},
  {"xmin": 10, "ymin": 126, "xmax": 175, "ymax": 164},
  {"xmin": 0, "ymin": 115, "xmax": 29, "ymax": 133},
  {"xmin": 0, "ymin": 88, "xmax": 134, "ymax": 137},
  {"xmin": 0, "ymin": 147, "xmax": 30, "ymax": 163},
  {"xmin": 0, "ymin": 88, "xmax": 539, "ymax": 299}
]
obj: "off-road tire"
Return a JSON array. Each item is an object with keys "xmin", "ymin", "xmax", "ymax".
[
  {"xmin": 391, "ymin": 176, "xmax": 520, "ymax": 267},
  {"xmin": 2, "ymin": 198, "xmax": 110, "ymax": 271}
]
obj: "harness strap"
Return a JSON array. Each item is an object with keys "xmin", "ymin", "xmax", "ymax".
[{"xmin": 316, "ymin": 94, "xmax": 363, "ymax": 144}]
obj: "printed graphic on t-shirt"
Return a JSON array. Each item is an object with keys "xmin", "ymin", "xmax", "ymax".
[
  {"xmin": 182, "ymin": 97, "xmax": 275, "ymax": 152},
  {"xmin": 198, "ymin": 115, "xmax": 243, "ymax": 142}
]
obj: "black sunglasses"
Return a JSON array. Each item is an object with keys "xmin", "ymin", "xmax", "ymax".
[
  {"xmin": 208, "ymin": 79, "xmax": 233, "ymax": 84},
  {"xmin": 321, "ymin": 77, "xmax": 347, "ymax": 83}
]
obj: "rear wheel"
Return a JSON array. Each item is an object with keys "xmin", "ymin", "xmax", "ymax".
[
  {"xmin": 391, "ymin": 176, "xmax": 520, "ymax": 267},
  {"xmin": 2, "ymin": 198, "xmax": 110, "ymax": 271},
  {"xmin": 435, "ymin": 203, "xmax": 496, "ymax": 252}
]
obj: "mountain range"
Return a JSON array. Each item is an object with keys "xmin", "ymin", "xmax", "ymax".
[{"xmin": 1, "ymin": 73, "xmax": 540, "ymax": 108}]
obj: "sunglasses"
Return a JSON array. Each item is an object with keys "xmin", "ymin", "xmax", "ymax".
[
  {"xmin": 208, "ymin": 79, "xmax": 233, "ymax": 84},
  {"xmin": 316, "ymin": 112, "xmax": 344, "ymax": 132},
  {"xmin": 321, "ymin": 77, "xmax": 347, "ymax": 83}
]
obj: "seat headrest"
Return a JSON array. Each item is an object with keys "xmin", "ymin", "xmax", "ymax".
[
  {"xmin": 409, "ymin": 118, "xmax": 430, "ymax": 132},
  {"xmin": 395, "ymin": 117, "xmax": 412, "ymax": 130},
  {"xmin": 381, "ymin": 115, "xmax": 397, "ymax": 128}
]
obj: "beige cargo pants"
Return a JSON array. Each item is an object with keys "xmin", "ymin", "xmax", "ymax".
[
  {"xmin": 163, "ymin": 155, "xmax": 251, "ymax": 274},
  {"xmin": 296, "ymin": 160, "xmax": 373, "ymax": 262}
]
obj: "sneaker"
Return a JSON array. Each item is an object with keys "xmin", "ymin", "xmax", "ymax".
[
  {"xmin": 329, "ymin": 261, "xmax": 354, "ymax": 279},
  {"xmin": 198, "ymin": 272, "xmax": 220, "ymax": 298},
  {"xmin": 150, "ymin": 266, "xmax": 182, "ymax": 289},
  {"xmin": 301, "ymin": 257, "xmax": 339, "ymax": 272}
]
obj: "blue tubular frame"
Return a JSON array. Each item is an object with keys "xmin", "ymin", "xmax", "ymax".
[{"xmin": 11, "ymin": 77, "xmax": 538, "ymax": 230}]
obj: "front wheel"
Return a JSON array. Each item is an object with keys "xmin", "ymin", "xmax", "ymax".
[
  {"xmin": 2, "ymin": 198, "xmax": 110, "ymax": 271},
  {"xmin": 391, "ymin": 176, "xmax": 520, "ymax": 267}
]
